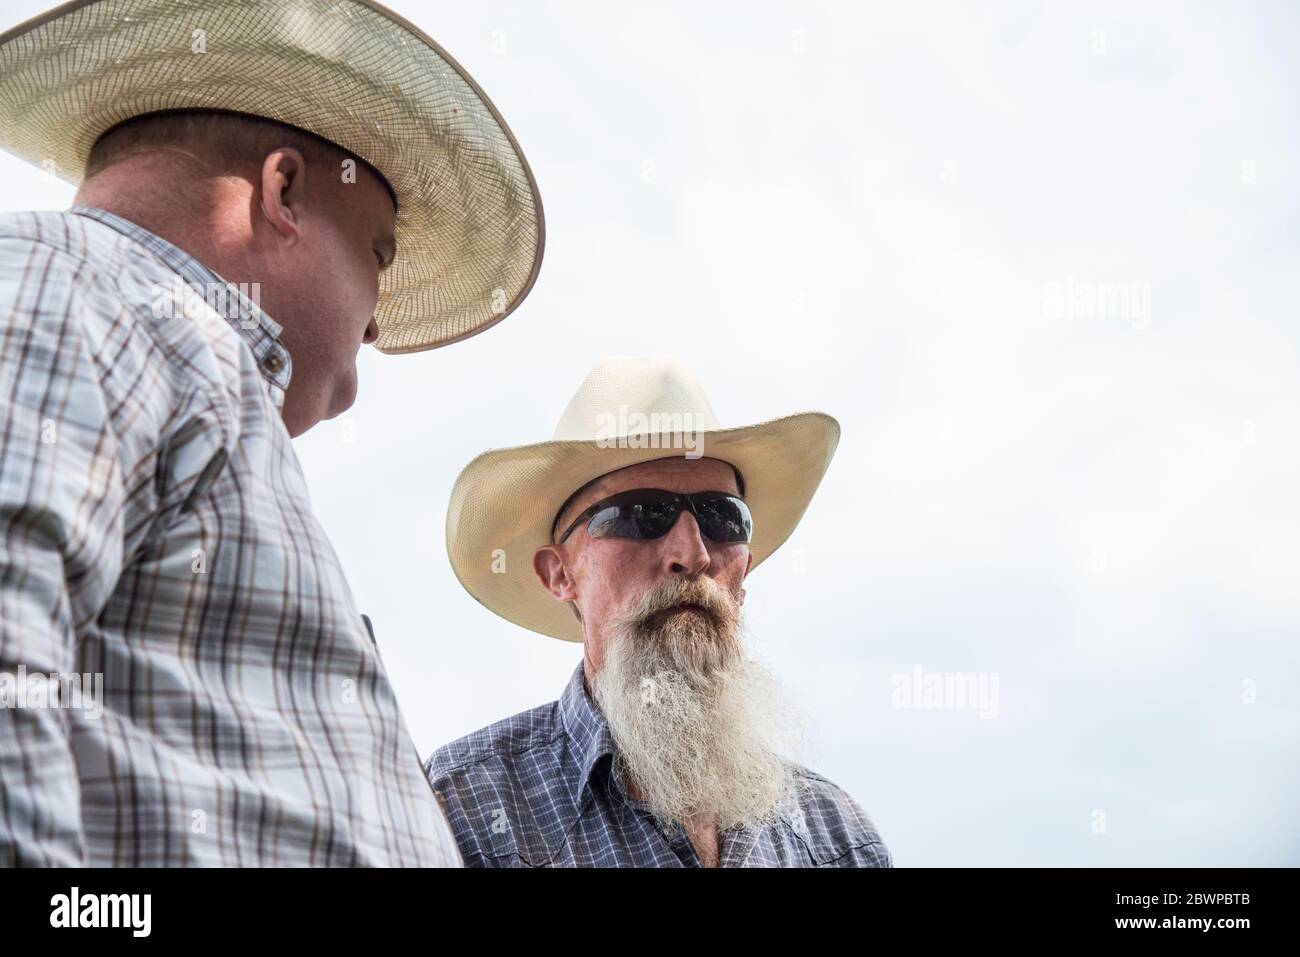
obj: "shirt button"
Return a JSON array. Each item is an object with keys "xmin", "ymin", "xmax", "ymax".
[{"xmin": 262, "ymin": 351, "xmax": 285, "ymax": 374}]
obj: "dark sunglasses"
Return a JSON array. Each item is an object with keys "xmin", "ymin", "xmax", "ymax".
[{"xmin": 554, "ymin": 488, "xmax": 753, "ymax": 545}]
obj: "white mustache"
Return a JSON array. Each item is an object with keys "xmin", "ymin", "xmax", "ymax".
[{"xmin": 626, "ymin": 575, "xmax": 735, "ymax": 629}]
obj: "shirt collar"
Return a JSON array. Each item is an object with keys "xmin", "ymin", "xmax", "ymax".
[
  {"xmin": 558, "ymin": 662, "xmax": 619, "ymax": 798},
  {"xmin": 70, "ymin": 205, "xmax": 293, "ymax": 394}
]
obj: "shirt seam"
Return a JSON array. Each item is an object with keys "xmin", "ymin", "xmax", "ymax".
[
  {"xmin": 427, "ymin": 722, "xmax": 570, "ymax": 781},
  {"xmin": 816, "ymin": 838, "xmax": 889, "ymax": 867},
  {"xmin": 780, "ymin": 804, "xmax": 881, "ymax": 866}
]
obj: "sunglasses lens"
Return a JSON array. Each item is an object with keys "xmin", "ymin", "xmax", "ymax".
[
  {"xmin": 582, "ymin": 490, "xmax": 752, "ymax": 543},
  {"xmin": 695, "ymin": 495, "xmax": 753, "ymax": 543},
  {"xmin": 587, "ymin": 493, "xmax": 681, "ymax": 540}
]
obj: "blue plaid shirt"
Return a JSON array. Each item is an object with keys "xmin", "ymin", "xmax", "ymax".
[{"xmin": 425, "ymin": 664, "xmax": 893, "ymax": 867}]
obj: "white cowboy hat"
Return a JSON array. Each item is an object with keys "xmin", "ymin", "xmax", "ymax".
[
  {"xmin": 446, "ymin": 356, "xmax": 841, "ymax": 642},
  {"xmin": 0, "ymin": 0, "xmax": 543, "ymax": 354}
]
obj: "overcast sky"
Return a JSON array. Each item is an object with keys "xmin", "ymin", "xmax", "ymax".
[{"xmin": 2, "ymin": 0, "xmax": 1296, "ymax": 866}]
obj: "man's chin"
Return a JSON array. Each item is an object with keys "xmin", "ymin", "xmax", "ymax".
[{"xmin": 327, "ymin": 369, "xmax": 360, "ymax": 420}]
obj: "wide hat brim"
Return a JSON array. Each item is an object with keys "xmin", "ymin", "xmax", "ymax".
[
  {"xmin": 446, "ymin": 412, "xmax": 841, "ymax": 642},
  {"xmin": 0, "ymin": 0, "xmax": 544, "ymax": 354}
]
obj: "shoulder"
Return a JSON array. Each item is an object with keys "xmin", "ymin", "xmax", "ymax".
[
  {"xmin": 0, "ymin": 209, "xmax": 90, "ymax": 252},
  {"xmin": 0, "ymin": 211, "xmax": 119, "ymax": 315},
  {"xmin": 0, "ymin": 209, "xmax": 241, "ymax": 368},
  {"xmin": 424, "ymin": 700, "xmax": 578, "ymax": 867},
  {"xmin": 0, "ymin": 207, "xmax": 158, "ymax": 264},
  {"xmin": 425, "ymin": 699, "xmax": 566, "ymax": 781},
  {"xmin": 783, "ymin": 766, "xmax": 893, "ymax": 867},
  {"xmin": 0, "ymin": 209, "xmax": 144, "ymax": 291},
  {"xmin": 0, "ymin": 209, "xmax": 211, "ymax": 384},
  {"xmin": 0, "ymin": 211, "xmax": 173, "ymax": 442},
  {"xmin": 0, "ymin": 210, "xmax": 230, "ymax": 472}
]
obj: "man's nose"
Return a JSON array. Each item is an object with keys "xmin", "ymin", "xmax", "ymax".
[
  {"xmin": 659, "ymin": 510, "xmax": 710, "ymax": 577},
  {"xmin": 363, "ymin": 316, "xmax": 380, "ymax": 344}
]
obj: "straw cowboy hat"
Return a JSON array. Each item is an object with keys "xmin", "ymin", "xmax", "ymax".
[
  {"xmin": 0, "ymin": 0, "xmax": 543, "ymax": 354},
  {"xmin": 447, "ymin": 357, "xmax": 841, "ymax": 642}
]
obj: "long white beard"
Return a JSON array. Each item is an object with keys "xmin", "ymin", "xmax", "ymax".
[{"xmin": 590, "ymin": 575, "xmax": 803, "ymax": 833}]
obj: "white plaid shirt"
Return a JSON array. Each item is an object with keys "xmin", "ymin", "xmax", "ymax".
[{"xmin": 0, "ymin": 206, "xmax": 460, "ymax": 866}]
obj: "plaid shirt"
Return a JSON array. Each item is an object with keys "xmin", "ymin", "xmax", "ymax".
[
  {"xmin": 426, "ymin": 663, "xmax": 893, "ymax": 867},
  {"xmin": 0, "ymin": 206, "xmax": 460, "ymax": 867}
]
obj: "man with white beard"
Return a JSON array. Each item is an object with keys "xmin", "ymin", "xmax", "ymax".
[{"xmin": 426, "ymin": 357, "xmax": 892, "ymax": 867}]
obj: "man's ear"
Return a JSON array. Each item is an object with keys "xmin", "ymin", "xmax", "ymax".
[
  {"xmin": 534, "ymin": 545, "xmax": 579, "ymax": 603},
  {"xmin": 259, "ymin": 147, "xmax": 307, "ymax": 243}
]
